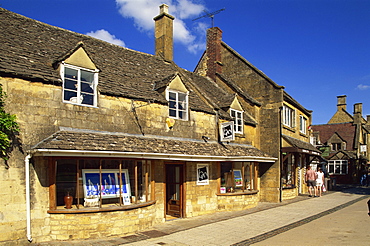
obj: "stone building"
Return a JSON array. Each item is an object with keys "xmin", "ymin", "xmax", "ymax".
[
  {"xmin": 194, "ymin": 27, "xmax": 320, "ymax": 201},
  {"xmin": 0, "ymin": 5, "xmax": 280, "ymax": 244},
  {"xmin": 311, "ymin": 95, "xmax": 370, "ymax": 184}
]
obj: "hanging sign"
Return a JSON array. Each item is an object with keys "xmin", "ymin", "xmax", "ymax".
[{"xmin": 220, "ymin": 121, "xmax": 234, "ymax": 142}]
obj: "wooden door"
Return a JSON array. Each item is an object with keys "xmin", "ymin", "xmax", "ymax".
[{"xmin": 166, "ymin": 164, "xmax": 183, "ymax": 218}]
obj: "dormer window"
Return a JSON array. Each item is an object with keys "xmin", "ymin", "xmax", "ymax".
[
  {"xmin": 62, "ymin": 63, "xmax": 98, "ymax": 107},
  {"xmin": 167, "ymin": 90, "xmax": 188, "ymax": 120},
  {"xmin": 230, "ymin": 109, "xmax": 243, "ymax": 134}
]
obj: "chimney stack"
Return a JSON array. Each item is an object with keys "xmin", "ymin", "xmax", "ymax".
[
  {"xmin": 154, "ymin": 4, "xmax": 174, "ymax": 61},
  {"xmin": 337, "ymin": 95, "xmax": 347, "ymax": 111},
  {"xmin": 206, "ymin": 27, "xmax": 223, "ymax": 81},
  {"xmin": 353, "ymin": 103, "xmax": 363, "ymax": 124}
]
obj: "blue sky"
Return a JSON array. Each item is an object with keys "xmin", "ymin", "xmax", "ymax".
[{"xmin": 1, "ymin": 0, "xmax": 369, "ymax": 125}]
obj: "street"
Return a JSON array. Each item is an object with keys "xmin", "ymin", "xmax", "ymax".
[{"xmin": 252, "ymin": 197, "xmax": 370, "ymax": 245}]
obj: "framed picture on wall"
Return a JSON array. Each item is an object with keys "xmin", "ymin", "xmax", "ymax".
[
  {"xmin": 82, "ymin": 169, "xmax": 131, "ymax": 199},
  {"xmin": 197, "ymin": 164, "xmax": 209, "ymax": 185},
  {"xmin": 233, "ymin": 169, "xmax": 243, "ymax": 187}
]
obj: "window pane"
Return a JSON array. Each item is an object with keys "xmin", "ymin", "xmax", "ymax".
[
  {"xmin": 329, "ymin": 164, "xmax": 334, "ymax": 173},
  {"xmin": 64, "ymin": 79, "xmax": 77, "ymax": 90},
  {"xmin": 169, "ymin": 109, "xmax": 177, "ymax": 117},
  {"xmin": 65, "ymin": 67, "xmax": 78, "ymax": 80},
  {"xmin": 178, "ymin": 93, "xmax": 186, "ymax": 102},
  {"xmin": 64, "ymin": 90, "xmax": 77, "ymax": 101},
  {"xmin": 169, "ymin": 92, "xmax": 176, "ymax": 101},
  {"xmin": 81, "ymin": 70, "xmax": 94, "ymax": 82},
  {"xmin": 81, "ymin": 81, "xmax": 94, "ymax": 94},
  {"xmin": 81, "ymin": 93, "xmax": 94, "ymax": 105}
]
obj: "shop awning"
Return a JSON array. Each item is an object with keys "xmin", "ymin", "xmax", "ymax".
[
  {"xmin": 282, "ymin": 134, "xmax": 321, "ymax": 156},
  {"xmin": 30, "ymin": 127, "xmax": 277, "ymax": 162}
]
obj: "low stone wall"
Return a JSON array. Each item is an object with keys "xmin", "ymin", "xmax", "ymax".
[
  {"xmin": 217, "ymin": 192, "xmax": 259, "ymax": 211},
  {"xmin": 48, "ymin": 204, "xmax": 159, "ymax": 241},
  {"xmin": 282, "ymin": 187, "xmax": 298, "ymax": 200}
]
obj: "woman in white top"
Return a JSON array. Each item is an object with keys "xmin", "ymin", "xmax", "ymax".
[{"xmin": 316, "ymin": 168, "xmax": 325, "ymax": 197}]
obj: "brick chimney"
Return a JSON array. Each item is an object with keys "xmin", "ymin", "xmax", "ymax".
[
  {"xmin": 337, "ymin": 95, "xmax": 347, "ymax": 111},
  {"xmin": 154, "ymin": 4, "xmax": 174, "ymax": 61},
  {"xmin": 206, "ymin": 27, "xmax": 223, "ymax": 81}
]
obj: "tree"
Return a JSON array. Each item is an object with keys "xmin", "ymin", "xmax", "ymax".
[{"xmin": 0, "ymin": 84, "xmax": 19, "ymax": 167}]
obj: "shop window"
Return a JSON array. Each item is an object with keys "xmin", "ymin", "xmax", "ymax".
[
  {"xmin": 282, "ymin": 154, "xmax": 295, "ymax": 188},
  {"xmin": 328, "ymin": 160, "xmax": 348, "ymax": 175},
  {"xmin": 53, "ymin": 158, "xmax": 152, "ymax": 210},
  {"xmin": 220, "ymin": 162, "xmax": 257, "ymax": 193}
]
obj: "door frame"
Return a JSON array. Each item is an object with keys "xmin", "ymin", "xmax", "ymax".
[{"xmin": 164, "ymin": 162, "xmax": 185, "ymax": 218}]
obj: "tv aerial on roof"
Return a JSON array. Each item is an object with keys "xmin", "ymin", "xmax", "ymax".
[{"xmin": 192, "ymin": 8, "xmax": 226, "ymax": 27}]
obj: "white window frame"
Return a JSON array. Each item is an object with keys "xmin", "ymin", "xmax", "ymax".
[
  {"xmin": 282, "ymin": 105, "xmax": 295, "ymax": 128},
  {"xmin": 61, "ymin": 63, "xmax": 98, "ymax": 107},
  {"xmin": 230, "ymin": 109, "xmax": 243, "ymax": 134},
  {"xmin": 328, "ymin": 160, "xmax": 348, "ymax": 175},
  {"xmin": 299, "ymin": 115, "xmax": 307, "ymax": 134},
  {"xmin": 166, "ymin": 89, "xmax": 188, "ymax": 120}
]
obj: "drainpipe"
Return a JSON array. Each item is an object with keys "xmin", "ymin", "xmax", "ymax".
[
  {"xmin": 25, "ymin": 154, "xmax": 33, "ymax": 242},
  {"xmin": 279, "ymin": 106, "xmax": 283, "ymax": 202}
]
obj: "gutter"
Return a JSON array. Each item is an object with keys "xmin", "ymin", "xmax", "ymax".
[
  {"xmin": 25, "ymin": 154, "xmax": 32, "ymax": 242},
  {"xmin": 31, "ymin": 149, "xmax": 277, "ymax": 163}
]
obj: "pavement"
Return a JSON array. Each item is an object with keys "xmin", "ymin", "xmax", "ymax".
[{"xmin": 31, "ymin": 185, "xmax": 370, "ymax": 246}]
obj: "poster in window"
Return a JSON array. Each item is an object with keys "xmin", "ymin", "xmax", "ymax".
[
  {"xmin": 197, "ymin": 164, "xmax": 209, "ymax": 185},
  {"xmin": 233, "ymin": 169, "xmax": 243, "ymax": 187},
  {"xmin": 82, "ymin": 169, "xmax": 131, "ymax": 200},
  {"xmin": 220, "ymin": 121, "xmax": 234, "ymax": 141}
]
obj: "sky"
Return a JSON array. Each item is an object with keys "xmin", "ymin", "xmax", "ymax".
[{"xmin": 1, "ymin": 0, "xmax": 369, "ymax": 125}]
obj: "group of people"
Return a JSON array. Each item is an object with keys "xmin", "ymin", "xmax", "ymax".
[{"xmin": 305, "ymin": 165, "xmax": 325, "ymax": 197}]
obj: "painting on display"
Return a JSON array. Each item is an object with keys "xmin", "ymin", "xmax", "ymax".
[
  {"xmin": 197, "ymin": 164, "xmax": 209, "ymax": 185},
  {"xmin": 233, "ymin": 170, "xmax": 243, "ymax": 187},
  {"xmin": 82, "ymin": 169, "xmax": 131, "ymax": 202}
]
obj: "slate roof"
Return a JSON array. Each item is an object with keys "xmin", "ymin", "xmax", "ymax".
[
  {"xmin": 311, "ymin": 123, "xmax": 356, "ymax": 150},
  {"xmin": 0, "ymin": 8, "xmax": 220, "ymax": 115},
  {"xmin": 31, "ymin": 128, "xmax": 276, "ymax": 161},
  {"xmin": 282, "ymin": 134, "xmax": 320, "ymax": 154}
]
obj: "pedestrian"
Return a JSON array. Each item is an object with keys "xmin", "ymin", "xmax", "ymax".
[
  {"xmin": 315, "ymin": 168, "xmax": 325, "ymax": 197},
  {"xmin": 305, "ymin": 165, "xmax": 317, "ymax": 197}
]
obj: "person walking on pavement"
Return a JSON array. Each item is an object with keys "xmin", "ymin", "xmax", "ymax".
[
  {"xmin": 305, "ymin": 165, "xmax": 317, "ymax": 197},
  {"xmin": 315, "ymin": 168, "xmax": 325, "ymax": 197}
]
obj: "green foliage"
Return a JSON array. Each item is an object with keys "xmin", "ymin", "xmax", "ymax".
[{"xmin": 0, "ymin": 84, "xmax": 19, "ymax": 162}]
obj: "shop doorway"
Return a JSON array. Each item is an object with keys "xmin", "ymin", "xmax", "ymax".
[{"xmin": 165, "ymin": 163, "xmax": 184, "ymax": 218}]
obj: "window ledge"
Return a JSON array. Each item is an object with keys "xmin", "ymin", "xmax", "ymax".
[
  {"xmin": 47, "ymin": 200, "xmax": 156, "ymax": 214},
  {"xmin": 282, "ymin": 185, "xmax": 296, "ymax": 190},
  {"xmin": 283, "ymin": 125, "xmax": 296, "ymax": 133},
  {"xmin": 216, "ymin": 190, "xmax": 258, "ymax": 196}
]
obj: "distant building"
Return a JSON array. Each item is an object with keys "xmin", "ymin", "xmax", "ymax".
[{"xmin": 311, "ymin": 95, "xmax": 370, "ymax": 184}]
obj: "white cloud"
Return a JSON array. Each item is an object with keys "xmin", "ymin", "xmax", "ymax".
[
  {"xmin": 115, "ymin": 0, "xmax": 207, "ymax": 54},
  {"xmin": 356, "ymin": 84, "xmax": 370, "ymax": 90},
  {"xmin": 86, "ymin": 29, "xmax": 126, "ymax": 47}
]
